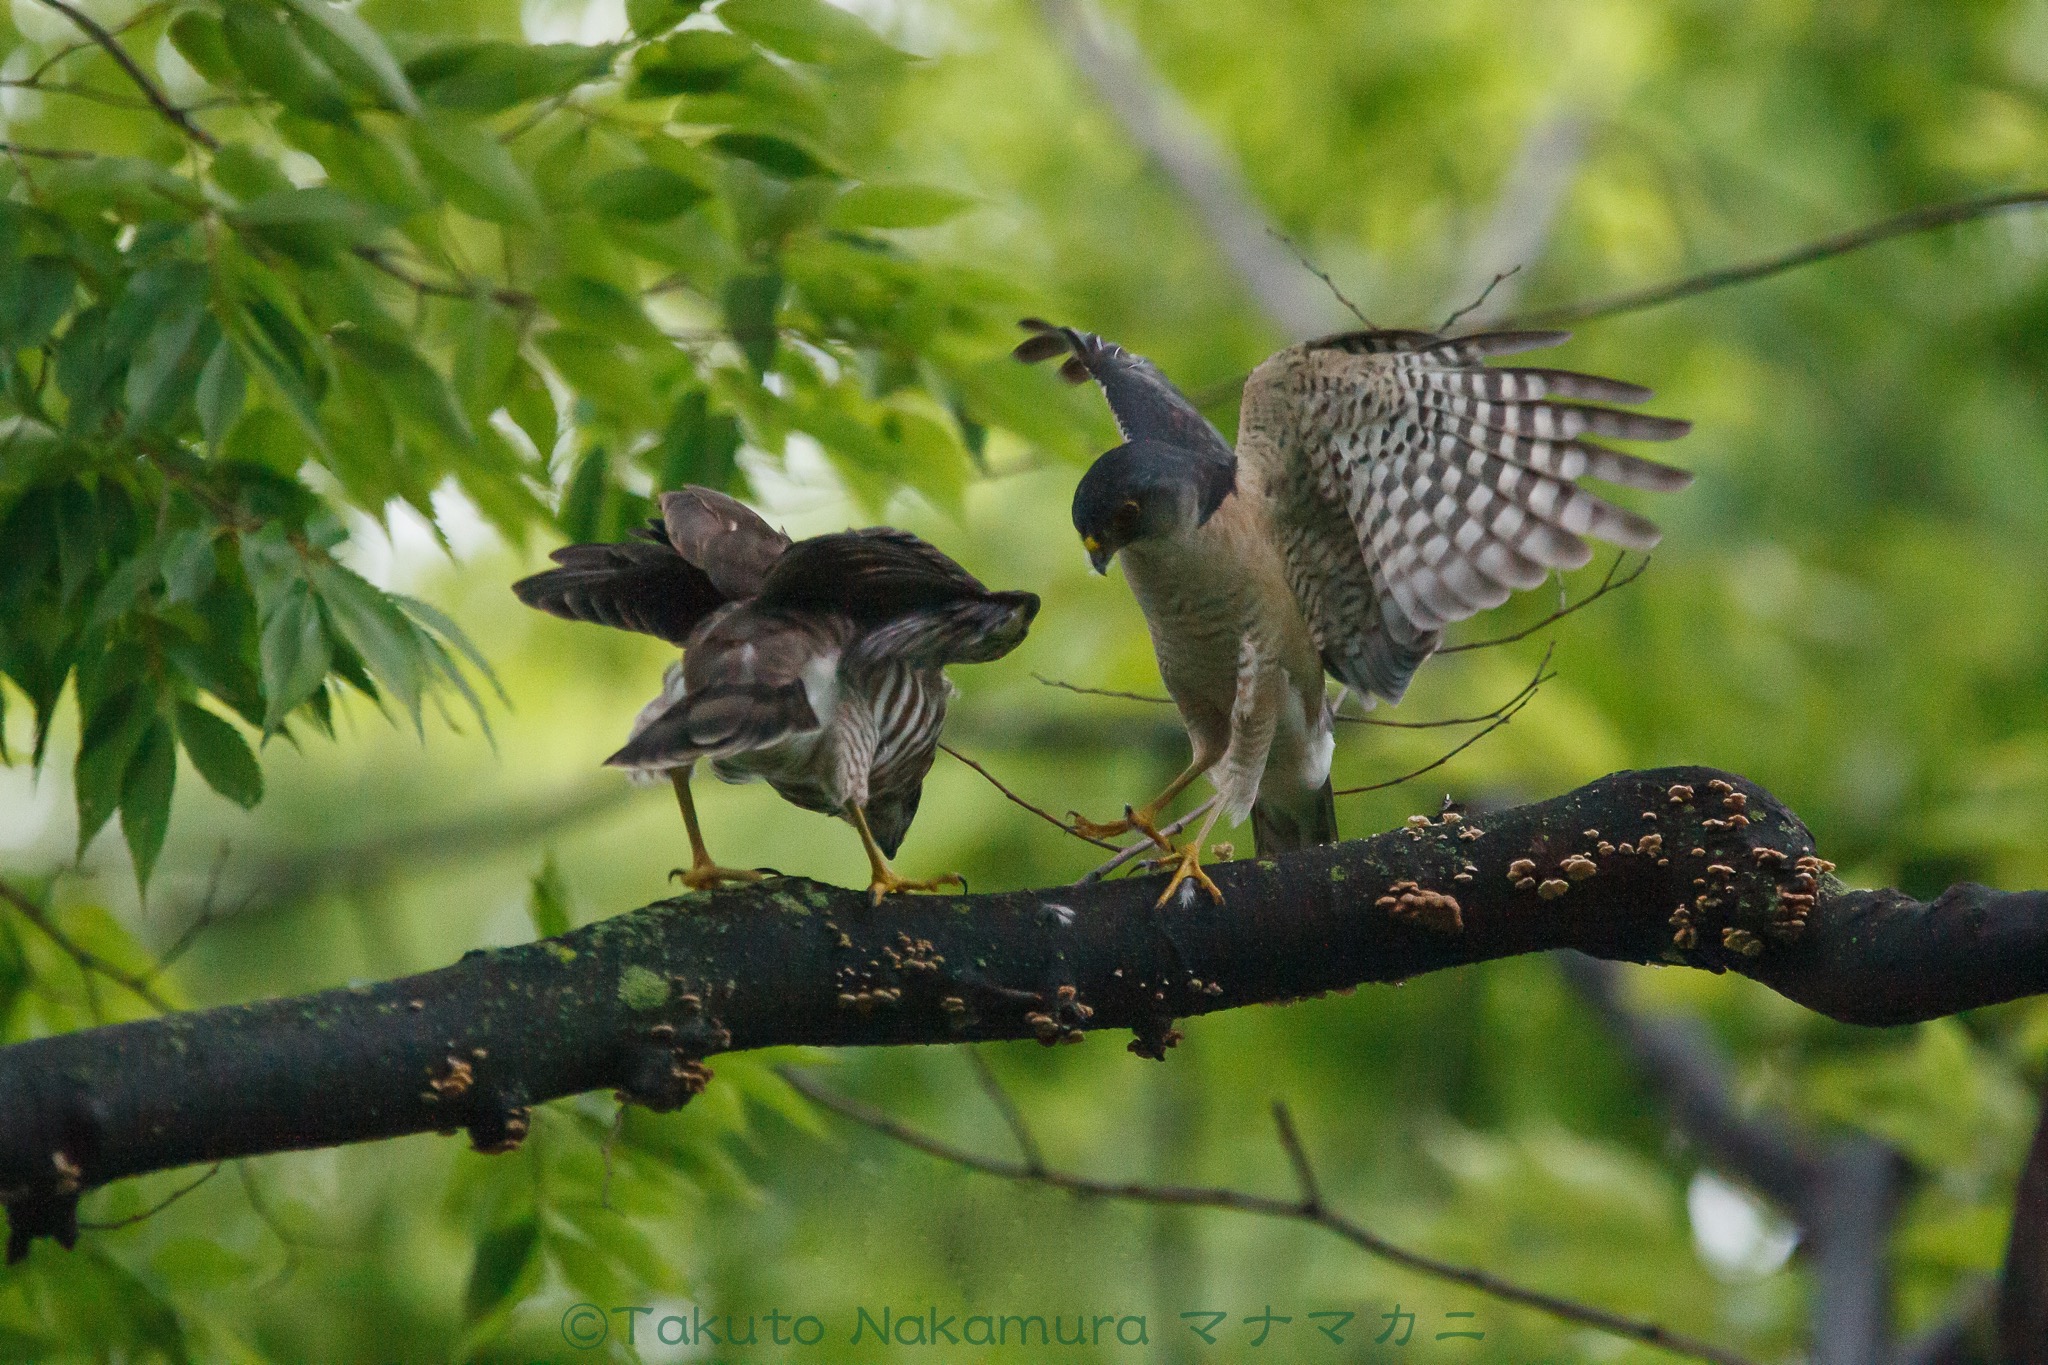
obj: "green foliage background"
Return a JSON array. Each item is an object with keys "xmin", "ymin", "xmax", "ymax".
[{"xmin": 1, "ymin": 0, "xmax": 2046, "ymax": 1359}]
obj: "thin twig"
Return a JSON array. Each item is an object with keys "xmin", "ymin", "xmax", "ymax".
[
  {"xmin": 1509, "ymin": 188, "xmax": 2048, "ymax": 327},
  {"xmin": 25, "ymin": 0, "xmax": 169, "ymax": 83},
  {"xmin": 0, "ymin": 876, "xmax": 174, "ymax": 1013},
  {"xmin": 780, "ymin": 1067, "xmax": 1761, "ymax": 1365},
  {"xmin": 939, "ymin": 742, "xmax": 1117, "ymax": 850},
  {"xmin": 349, "ymin": 246, "xmax": 535, "ymax": 311},
  {"xmin": 1332, "ymin": 685, "xmax": 1544, "ymax": 798},
  {"xmin": 1267, "ymin": 227, "xmax": 1375, "ymax": 328},
  {"xmin": 1270, "ymin": 1101, "xmax": 1322, "ymax": 1212},
  {"xmin": 1439, "ymin": 553, "xmax": 1645, "ymax": 654},
  {"xmin": 1079, "ymin": 797, "xmax": 1215, "ymax": 883},
  {"xmin": 32, "ymin": 0, "xmax": 219, "ymax": 149},
  {"xmin": 1336, "ymin": 651, "xmax": 1549, "ymax": 729},
  {"xmin": 1440, "ymin": 264, "xmax": 1522, "ymax": 332},
  {"xmin": 0, "ymin": 142, "xmax": 95, "ymax": 160},
  {"xmin": 964, "ymin": 1048, "xmax": 1046, "ymax": 1176},
  {"xmin": 79, "ymin": 1163, "xmax": 221, "ymax": 1232},
  {"xmin": 1033, "ymin": 672, "xmax": 1175, "ymax": 705}
]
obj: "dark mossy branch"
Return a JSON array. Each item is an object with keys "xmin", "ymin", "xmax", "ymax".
[{"xmin": 4, "ymin": 765, "xmax": 2047, "ymax": 1261}]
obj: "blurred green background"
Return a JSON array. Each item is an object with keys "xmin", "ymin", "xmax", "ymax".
[{"xmin": 4, "ymin": 0, "xmax": 2048, "ymax": 1359}]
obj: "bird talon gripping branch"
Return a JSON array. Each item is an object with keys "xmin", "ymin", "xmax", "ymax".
[{"xmin": 1153, "ymin": 841, "xmax": 1224, "ymax": 907}]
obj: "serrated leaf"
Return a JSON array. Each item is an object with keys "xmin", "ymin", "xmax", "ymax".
[
  {"xmin": 330, "ymin": 330, "xmax": 472, "ymax": 448},
  {"xmin": 828, "ymin": 182, "xmax": 975, "ymax": 229},
  {"xmin": 391, "ymin": 592, "xmax": 507, "ymax": 707},
  {"xmin": 259, "ymin": 582, "xmax": 331, "ymax": 730},
  {"xmin": 718, "ymin": 0, "xmax": 905, "ymax": 66},
  {"xmin": 277, "ymin": 0, "xmax": 419, "ymax": 113},
  {"xmin": 75, "ymin": 688, "xmax": 153, "ymax": 858},
  {"xmin": 528, "ymin": 855, "xmax": 570, "ymax": 938},
  {"xmin": 723, "ymin": 269, "xmax": 783, "ymax": 375},
  {"xmin": 407, "ymin": 40, "xmax": 618, "ymax": 113},
  {"xmin": 304, "ymin": 559, "xmax": 425, "ymax": 723},
  {"xmin": 196, "ymin": 335, "xmax": 246, "ymax": 452},
  {"xmin": 168, "ymin": 10, "xmax": 238, "ymax": 86},
  {"xmin": 708, "ymin": 130, "xmax": 835, "ymax": 180},
  {"xmin": 584, "ymin": 164, "xmax": 708, "ymax": 222},
  {"xmin": 408, "ymin": 116, "xmax": 544, "ymax": 226},
  {"xmin": 120, "ymin": 718, "xmax": 177, "ymax": 895},
  {"xmin": 175, "ymin": 701, "xmax": 263, "ymax": 809}
]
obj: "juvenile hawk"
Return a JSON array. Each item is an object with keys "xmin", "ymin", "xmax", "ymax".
[
  {"xmin": 1017, "ymin": 322, "xmax": 1691, "ymax": 902},
  {"xmin": 514, "ymin": 488, "xmax": 1039, "ymax": 903}
]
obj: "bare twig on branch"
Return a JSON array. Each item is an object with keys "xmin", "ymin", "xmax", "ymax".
[
  {"xmin": 1332, "ymin": 683, "xmax": 1543, "ymax": 797},
  {"xmin": 0, "ymin": 142, "xmax": 95, "ymax": 161},
  {"xmin": 939, "ymin": 742, "xmax": 1117, "ymax": 850},
  {"xmin": 780, "ymin": 1066, "xmax": 1760, "ymax": 1365},
  {"xmin": 1440, "ymin": 113, "xmax": 1588, "ymax": 328},
  {"xmin": 964, "ymin": 1048, "xmax": 1047, "ymax": 1175},
  {"xmin": 1508, "ymin": 189, "xmax": 2048, "ymax": 328},
  {"xmin": 1335, "ymin": 644, "xmax": 1552, "ymax": 729},
  {"xmin": 1439, "ymin": 265, "xmax": 1522, "ymax": 333},
  {"xmin": 1034, "ymin": 673, "xmax": 1176, "ymax": 705},
  {"xmin": 32, "ymin": 0, "xmax": 219, "ymax": 150},
  {"xmin": 77, "ymin": 1163, "xmax": 221, "ymax": 1233},
  {"xmin": 1439, "ymin": 554, "xmax": 1646, "ymax": 654},
  {"xmin": 0, "ymin": 876, "xmax": 173, "ymax": 1014},
  {"xmin": 6, "ymin": 767, "xmax": 2048, "ymax": 1265},
  {"xmin": 1266, "ymin": 227, "xmax": 1375, "ymax": 328}
]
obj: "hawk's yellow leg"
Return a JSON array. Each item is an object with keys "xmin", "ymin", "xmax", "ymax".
[
  {"xmin": 1149, "ymin": 800, "xmax": 1225, "ymax": 908},
  {"xmin": 668, "ymin": 768, "xmax": 770, "ymax": 891},
  {"xmin": 847, "ymin": 802, "xmax": 965, "ymax": 906},
  {"xmin": 1067, "ymin": 761, "xmax": 1207, "ymax": 850}
]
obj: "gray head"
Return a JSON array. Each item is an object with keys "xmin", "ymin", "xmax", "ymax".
[{"xmin": 1071, "ymin": 439, "xmax": 1236, "ymax": 574}]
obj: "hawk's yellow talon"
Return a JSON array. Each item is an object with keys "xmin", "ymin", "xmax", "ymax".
[
  {"xmin": 669, "ymin": 862, "xmax": 770, "ymax": 891},
  {"xmin": 866, "ymin": 868, "xmax": 966, "ymax": 906},
  {"xmin": 1070, "ymin": 805, "xmax": 1172, "ymax": 849},
  {"xmin": 1155, "ymin": 841, "xmax": 1223, "ymax": 907}
]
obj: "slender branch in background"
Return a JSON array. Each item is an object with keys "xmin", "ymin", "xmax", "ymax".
[
  {"xmin": 32, "ymin": 0, "xmax": 219, "ymax": 150},
  {"xmin": 349, "ymin": 247, "xmax": 536, "ymax": 311},
  {"xmin": 1034, "ymin": 672, "xmax": 1176, "ymax": 705},
  {"xmin": 77, "ymin": 1163, "xmax": 221, "ymax": 1233},
  {"xmin": 1337, "ymin": 644, "xmax": 1552, "ymax": 729},
  {"xmin": 780, "ymin": 1067, "xmax": 1761, "ymax": 1365},
  {"xmin": 1509, "ymin": 189, "xmax": 2048, "ymax": 328},
  {"xmin": 964, "ymin": 1047, "xmax": 1047, "ymax": 1176},
  {"xmin": 1440, "ymin": 113, "xmax": 1589, "ymax": 328},
  {"xmin": 1079, "ymin": 796, "xmax": 1216, "ymax": 882},
  {"xmin": 1439, "ymin": 553, "xmax": 1645, "ymax": 654},
  {"xmin": 1266, "ymin": 227, "xmax": 1374, "ymax": 328},
  {"xmin": 938, "ymin": 742, "xmax": 1117, "ymax": 850},
  {"xmin": 1029, "ymin": 0, "xmax": 1342, "ymax": 338},
  {"xmin": 1333, "ymin": 683, "xmax": 1544, "ymax": 797},
  {"xmin": 0, "ymin": 142, "xmax": 95, "ymax": 160},
  {"xmin": 24, "ymin": 0, "xmax": 169, "ymax": 83},
  {"xmin": 1269, "ymin": 1101, "xmax": 1323, "ymax": 1211},
  {"xmin": 0, "ymin": 876, "xmax": 173, "ymax": 1014}
]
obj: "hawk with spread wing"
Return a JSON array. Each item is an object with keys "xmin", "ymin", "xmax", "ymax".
[
  {"xmin": 1017, "ymin": 321, "xmax": 1691, "ymax": 903},
  {"xmin": 514, "ymin": 488, "xmax": 1039, "ymax": 903}
]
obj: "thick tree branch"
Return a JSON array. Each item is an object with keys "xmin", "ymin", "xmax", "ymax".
[{"xmin": 4, "ymin": 766, "xmax": 2046, "ymax": 1262}]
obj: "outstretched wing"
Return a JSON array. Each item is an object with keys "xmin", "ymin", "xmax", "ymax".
[
  {"xmin": 1250, "ymin": 329, "xmax": 1692, "ymax": 702},
  {"xmin": 1014, "ymin": 319, "xmax": 1237, "ymax": 465},
  {"xmin": 511, "ymin": 532, "xmax": 723, "ymax": 646}
]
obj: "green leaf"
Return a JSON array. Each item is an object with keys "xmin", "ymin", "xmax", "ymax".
[
  {"xmin": 75, "ymin": 688, "xmax": 153, "ymax": 857},
  {"xmin": 175, "ymin": 701, "xmax": 263, "ymax": 809},
  {"xmin": 150, "ymin": 1236, "xmax": 254, "ymax": 1292},
  {"xmin": 717, "ymin": 0, "xmax": 906, "ymax": 65},
  {"xmin": 259, "ymin": 581, "xmax": 331, "ymax": 730},
  {"xmin": 584, "ymin": 164, "xmax": 708, "ymax": 223},
  {"xmin": 533, "ymin": 275, "xmax": 664, "ymax": 348},
  {"xmin": 120, "ymin": 718, "xmax": 177, "ymax": 894},
  {"xmin": 391, "ymin": 592, "xmax": 507, "ymax": 707},
  {"xmin": 406, "ymin": 41, "xmax": 618, "ymax": 114},
  {"xmin": 503, "ymin": 357, "xmax": 558, "ymax": 463},
  {"xmin": 558, "ymin": 444, "xmax": 611, "ymax": 543},
  {"xmin": 628, "ymin": 30, "xmax": 755, "ymax": 97},
  {"xmin": 408, "ymin": 116, "xmax": 544, "ymax": 226},
  {"xmin": 229, "ymin": 186, "xmax": 394, "ymax": 263},
  {"xmin": 196, "ymin": 335, "xmax": 246, "ymax": 452},
  {"xmin": 626, "ymin": 0, "xmax": 704, "ymax": 37},
  {"xmin": 650, "ymin": 388, "xmax": 741, "ymax": 490},
  {"xmin": 304, "ymin": 559, "xmax": 425, "ymax": 723},
  {"xmin": 329, "ymin": 330, "xmax": 472, "ymax": 448},
  {"xmin": 0, "ymin": 255, "xmax": 77, "ymax": 352},
  {"xmin": 465, "ymin": 1217, "xmax": 541, "ymax": 1325},
  {"xmin": 708, "ymin": 130, "xmax": 835, "ymax": 180},
  {"xmin": 528, "ymin": 855, "xmax": 570, "ymax": 938},
  {"xmin": 168, "ymin": 10, "xmax": 238, "ymax": 86},
  {"xmin": 277, "ymin": 0, "xmax": 419, "ymax": 113},
  {"xmin": 723, "ymin": 269, "xmax": 783, "ymax": 375},
  {"xmin": 220, "ymin": 0, "xmax": 354, "ymax": 122},
  {"xmin": 828, "ymin": 182, "xmax": 976, "ymax": 229},
  {"xmin": 123, "ymin": 291, "xmax": 212, "ymax": 432},
  {"xmin": 160, "ymin": 528, "xmax": 219, "ymax": 606}
]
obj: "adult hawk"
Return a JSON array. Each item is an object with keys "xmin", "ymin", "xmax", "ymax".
[
  {"xmin": 1017, "ymin": 321, "xmax": 1691, "ymax": 902},
  {"xmin": 514, "ymin": 487, "xmax": 1039, "ymax": 903}
]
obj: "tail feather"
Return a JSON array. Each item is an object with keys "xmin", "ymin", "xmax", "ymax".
[{"xmin": 1250, "ymin": 777, "xmax": 1338, "ymax": 854}]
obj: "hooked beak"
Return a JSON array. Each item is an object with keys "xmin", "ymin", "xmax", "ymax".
[{"xmin": 1082, "ymin": 535, "xmax": 1113, "ymax": 575}]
